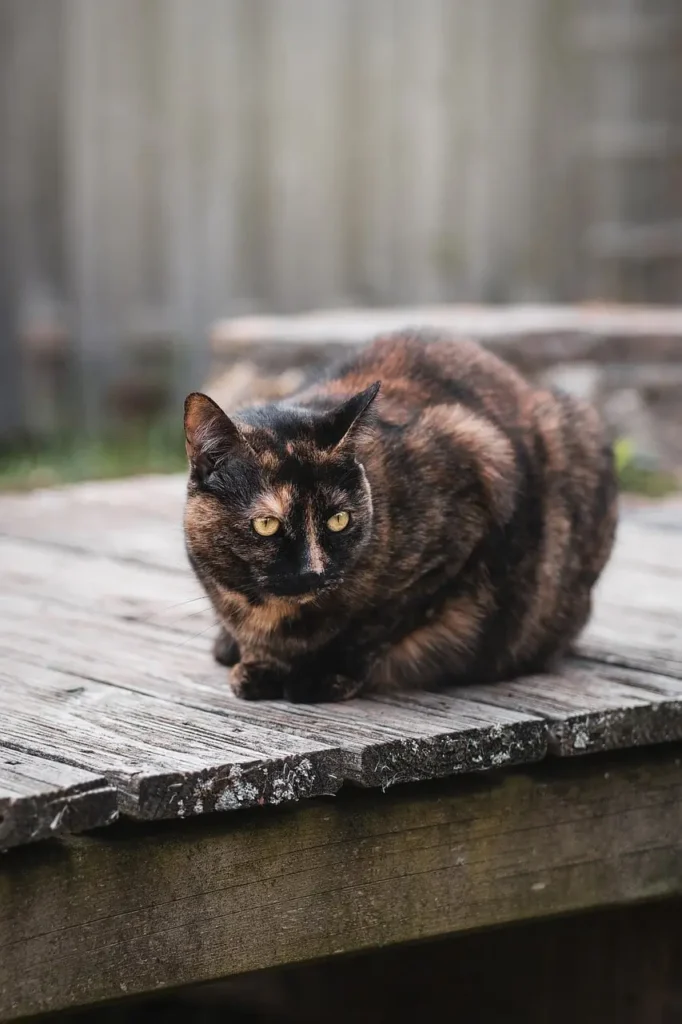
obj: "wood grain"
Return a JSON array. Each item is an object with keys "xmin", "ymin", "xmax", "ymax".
[
  {"xmin": 0, "ymin": 660, "xmax": 342, "ymax": 820},
  {"xmin": 0, "ymin": 480, "xmax": 681, "ymax": 846},
  {"xmin": 0, "ymin": 747, "xmax": 117, "ymax": 850},
  {"xmin": 2, "ymin": 748, "xmax": 682, "ymax": 1021},
  {"xmin": 0, "ymin": 647, "xmax": 546, "ymax": 819},
  {"xmin": 210, "ymin": 305, "xmax": 682, "ymax": 365},
  {"xmin": 467, "ymin": 661, "xmax": 682, "ymax": 756},
  {"xmin": 0, "ymin": 474, "xmax": 187, "ymax": 571}
]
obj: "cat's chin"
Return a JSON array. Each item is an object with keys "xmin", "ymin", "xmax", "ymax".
[
  {"xmin": 261, "ymin": 578, "xmax": 337, "ymax": 604},
  {"xmin": 263, "ymin": 587, "xmax": 323, "ymax": 605}
]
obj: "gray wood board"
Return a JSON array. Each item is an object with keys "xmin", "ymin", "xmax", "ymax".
[
  {"xmin": 465, "ymin": 662, "xmax": 682, "ymax": 756},
  {"xmin": 0, "ymin": 747, "xmax": 117, "ymax": 851},
  {"xmin": 577, "ymin": 515, "xmax": 682, "ymax": 678},
  {"xmin": 2, "ymin": 748, "xmax": 682, "ymax": 1021},
  {"xmin": 210, "ymin": 305, "xmax": 682, "ymax": 366},
  {"xmin": 0, "ymin": 659, "xmax": 342, "ymax": 822},
  {"xmin": 0, "ymin": 475, "xmax": 188, "ymax": 571},
  {"xmin": 0, "ymin": 479, "xmax": 680, "ymax": 848},
  {"xmin": 0, "ymin": 647, "xmax": 547, "ymax": 820}
]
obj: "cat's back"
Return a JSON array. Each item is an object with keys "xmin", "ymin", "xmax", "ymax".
[{"xmin": 305, "ymin": 331, "xmax": 532, "ymax": 426}]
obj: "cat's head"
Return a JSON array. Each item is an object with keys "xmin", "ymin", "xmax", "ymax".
[{"xmin": 183, "ymin": 384, "xmax": 380, "ymax": 602}]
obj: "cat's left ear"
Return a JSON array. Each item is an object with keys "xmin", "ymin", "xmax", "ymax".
[{"xmin": 319, "ymin": 381, "xmax": 381, "ymax": 449}]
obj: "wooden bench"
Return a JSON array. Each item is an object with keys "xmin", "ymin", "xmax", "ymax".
[{"xmin": 1, "ymin": 476, "xmax": 681, "ymax": 1021}]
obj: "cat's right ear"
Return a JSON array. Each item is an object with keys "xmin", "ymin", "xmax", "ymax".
[{"xmin": 184, "ymin": 393, "xmax": 247, "ymax": 478}]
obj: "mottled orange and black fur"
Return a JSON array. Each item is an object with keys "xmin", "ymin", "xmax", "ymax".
[{"xmin": 184, "ymin": 332, "xmax": 617, "ymax": 702}]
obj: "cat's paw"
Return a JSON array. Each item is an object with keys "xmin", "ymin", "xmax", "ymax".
[
  {"xmin": 229, "ymin": 662, "xmax": 284, "ymax": 701},
  {"xmin": 284, "ymin": 674, "xmax": 363, "ymax": 704},
  {"xmin": 213, "ymin": 627, "xmax": 240, "ymax": 667}
]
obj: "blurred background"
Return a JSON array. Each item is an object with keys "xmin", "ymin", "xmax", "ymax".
[{"xmin": 1, "ymin": 0, "xmax": 681, "ymax": 488}]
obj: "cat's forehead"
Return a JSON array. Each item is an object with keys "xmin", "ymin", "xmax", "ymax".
[
  {"xmin": 238, "ymin": 402, "xmax": 356, "ymax": 465},
  {"xmin": 243, "ymin": 425, "xmax": 334, "ymax": 471},
  {"xmin": 257, "ymin": 458, "xmax": 352, "ymax": 500},
  {"xmin": 240, "ymin": 420, "xmax": 344, "ymax": 476}
]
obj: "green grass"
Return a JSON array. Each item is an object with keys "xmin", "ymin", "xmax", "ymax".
[
  {"xmin": 0, "ymin": 428, "xmax": 678, "ymax": 497},
  {"xmin": 613, "ymin": 437, "xmax": 679, "ymax": 499},
  {"xmin": 0, "ymin": 421, "xmax": 187, "ymax": 492}
]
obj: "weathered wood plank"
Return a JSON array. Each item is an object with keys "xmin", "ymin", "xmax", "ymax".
[
  {"xmin": 4, "ymin": 557, "xmax": 682, "ymax": 815},
  {"xmin": 0, "ymin": 474, "xmax": 188, "ymax": 570},
  {"xmin": 0, "ymin": 612, "xmax": 547, "ymax": 810},
  {"xmin": 0, "ymin": 534, "xmax": 208, "ymax": 632},
  {"xmin": 573, "ymin": 512, "xmax": 682, "ymax": 678},
  {"xmin": 579, "ymin": 604, "xmax": 682, "ymax": 680},
  {"xmin": 1, "ymin": 748, "xmax": 681, "ymax": 1021},
  {"xmin": 0, "ymin": 661, "xmax": 343, "ymax": 820},
  {"xmin": 216, "ymin": 901, "xmax": 682, "ymax": 1024},
  {"xmin": 210, "ymin": 305, "xmax": 682, "ymax": 367},
  {"xmin": 265, "ymin": 0, "xmax": 349, "ymax": 311},
  {"xmin": 0, "ymin": 478, "xmax": 680, "ymax": 849},
  {"xmin": 391, "ymin": 0, "xmax": 450, "ymax": 302},
  {"xmin": 5, "ymin": 532, "xmax": 679, "ymax": 768},
  {"xmin": 0, "ymin": 747, "xmax": 117, "ymax": 851},
  {"xmin": 467, "ymin": 661, "xmax": 682, "ymax": 757},
  {"xmin": 347, "ymin": 0, "xmax": 399, "ymax": 304}
]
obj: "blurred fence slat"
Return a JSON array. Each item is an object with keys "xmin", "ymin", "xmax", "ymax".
[{"xmin": 1, "ymin": 0, "xmax": 682, "ymax": 437}]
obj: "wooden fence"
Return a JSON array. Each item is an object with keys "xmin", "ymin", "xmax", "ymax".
[{"xmin": 1, "ymin": 0, "xmax": 682, "ymax": 436}]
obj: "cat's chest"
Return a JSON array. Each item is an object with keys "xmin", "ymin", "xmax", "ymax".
[{"xmin": 214, "ymin": 584, "xmax": 331, "ymax": 652}]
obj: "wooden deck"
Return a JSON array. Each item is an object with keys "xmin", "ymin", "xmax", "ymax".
[
  {"xmin": 1, "ymin": 475, "xmax": 682, "ymax": 1020},
  {"xmin": 0, "ymin": 475, "xmax": 681, "ymax": 849}
]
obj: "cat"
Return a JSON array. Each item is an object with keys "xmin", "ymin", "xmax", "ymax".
[{"xmin": 184, "ymin": 331, "xmax": 617, "ymax": 703}]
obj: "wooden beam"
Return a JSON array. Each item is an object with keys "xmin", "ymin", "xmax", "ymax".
[
  {"xmin": 2, "ymin": 747, "xmax": 682, "ymax": 1021},
  {"xmin": 209, "ymin": 305, "xmax": 682, "ymax": 371}
]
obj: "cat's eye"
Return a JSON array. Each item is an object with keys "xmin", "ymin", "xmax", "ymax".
[
  {"xmin": 252, "ymin": 516, "xmax": 280, "ymax": 537},
  {"xmin": 327, "ymin": 510, "xmax": 350, "ymax": 533}
]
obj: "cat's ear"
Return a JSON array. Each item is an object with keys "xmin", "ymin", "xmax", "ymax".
[
  {"xmin": 319, "ymin": 381, "xmax": 381, "ymax": 449},
  {"xmin": 184, "ymin": 392, "xmax": 249, "ymax": 476}
]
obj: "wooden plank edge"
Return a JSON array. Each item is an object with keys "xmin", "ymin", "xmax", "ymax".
[
  {"xmin": 0, "ymin": 744, "xmax": 346, "ymax": 825},
  {"xmin": 1, "ymin": 747, "xmax": 681, "ymax": 1020},
  {"xmin": 0, "ymin": 776, "xmax": 118, "ymax": 852},
  {"xmin": 466, "ymin": 664, "xmax": 682, "ymax": 758},
  {"xmin": 348, "ymin": 715, "xmax": 547, "ymax": 789},
  {"xmin": 118, "ymin": 750, "xmax": 344, "ymax": 820},
  {"xmin": 3, "ymin": 712, "xmax": 547, "ymax": 828}
]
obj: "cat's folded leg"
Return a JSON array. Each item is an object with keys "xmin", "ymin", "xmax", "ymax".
[
  {"xmin": 229, "ymin": 660, "xmax": 285, "ymax": 700},
  {"xmin": 213, "ymin": 625, "xmax": 240, "ymax": 667},
  {"xmin": 281, "ymin": 645, "xmax": 368, "ymax": 703},
  {"xmin": 284, "ymin": 673, "xmax": 363, "ymax": 704},
  {"xmin": 230, "ymin": 640, "xmax": 371, "ymax": 703}
]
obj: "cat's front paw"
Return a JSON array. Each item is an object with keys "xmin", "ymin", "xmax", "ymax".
[
  {"xmin": 284, "ymin": 674, "xmax": 363, "ymax": 704},
  {"xmin": 213, "ymin": 626, "xmax": 240, "ymax": 667},
  {"xmin": 229, "ymin": 662, "xmax": 284, "ymax": 701}
]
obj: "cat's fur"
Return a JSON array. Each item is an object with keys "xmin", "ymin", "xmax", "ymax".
[{"xmin": 184, "ymin": 332, "xmax": 617, "ymax": 702}]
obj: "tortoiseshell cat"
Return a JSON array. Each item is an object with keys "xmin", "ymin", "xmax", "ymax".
[{"xmin": 184, "ymin": 332, "xmax": 617, "ymax": 703}]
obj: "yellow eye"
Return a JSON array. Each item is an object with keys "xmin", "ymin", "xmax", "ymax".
[
  {"xmin": 252, "ymin": 516, "xmax": 280, "ymax": 537},
  {"xmin": 327, "ymin": 510, "xmax": 350, "ymax": 533}
]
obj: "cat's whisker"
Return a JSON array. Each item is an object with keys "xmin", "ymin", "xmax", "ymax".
[
  {"xmin": 137, "ymin": 595, "xmax": 211, "ymax": 624},
  {"xmin": 165, "ymin": 607, "xmax": 214, "ymax": 629},
  {"xmin": 173, "ymin": 623, "xmax": 218, "ymax": 649}
]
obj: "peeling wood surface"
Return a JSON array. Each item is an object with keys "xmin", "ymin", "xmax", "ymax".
[
  {"xmin": 1, "ymin": 749, "xmax": 682, "ymax": 1021},
  {"xmin": 0, "ymin": 748, "xmax": 117, "ymax": 851},
  {"xmin": 0, "ymin": 477, "xmax": 680, "ymax": 849}
]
